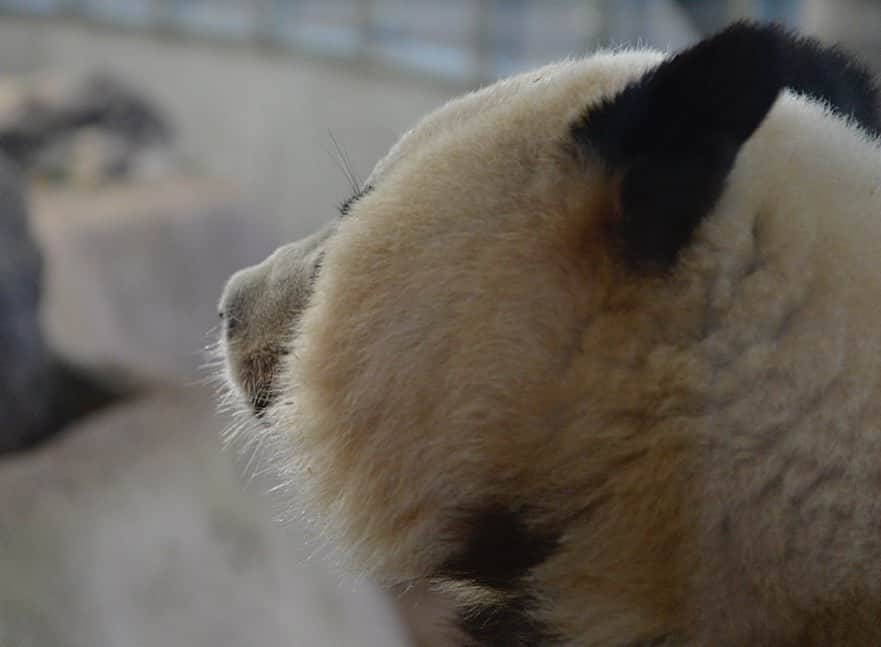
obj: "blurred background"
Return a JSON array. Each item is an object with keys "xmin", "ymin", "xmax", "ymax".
[{"xmin": 0, "ymin": 1, "xmax": 877, "ymax": 646}]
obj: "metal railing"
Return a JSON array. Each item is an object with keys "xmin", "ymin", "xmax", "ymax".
[{"xmin": 0, "ymin": 1, "xmax": 801, "ymax": 83}]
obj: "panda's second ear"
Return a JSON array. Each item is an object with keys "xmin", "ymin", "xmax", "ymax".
[{"xmin": 572, "ymin": 22, "xmax": 785, "ymax": 268}]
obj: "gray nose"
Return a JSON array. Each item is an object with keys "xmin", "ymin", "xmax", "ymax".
[
  {"xmin": 218, "ymin": 261, "xmax": 269, "ymax": 340},
  {"xmin": 218, "ymin": 229, "xmax": 332, "ymax": 415},
  {"xmin": 218, "ymin": 225, "xmax": 335, "ymax": 351}
]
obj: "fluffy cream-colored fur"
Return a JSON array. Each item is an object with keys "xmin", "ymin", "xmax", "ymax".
[{"xmin": 220, "ymin": 47, "xmax": 881, "ymax": 645}]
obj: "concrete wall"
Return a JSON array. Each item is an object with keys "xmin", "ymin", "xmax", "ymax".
[
  {"xmin": 803, "ymin": 0, "xmax": 881, "ymax": 76},
  {"xmin": 0, "ymin": 15, "xmax": 457, "ymax": 242}
]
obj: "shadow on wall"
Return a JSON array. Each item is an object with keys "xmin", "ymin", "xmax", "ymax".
[
  {"xmin": 0, "ymin": 157, "xmax": 119, "ymax": 451},
  {"xmin": 0, "ymin": 73, "xmax": 167, "ymax": 451}
]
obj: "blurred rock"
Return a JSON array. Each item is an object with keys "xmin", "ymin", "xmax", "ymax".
[
  {"xmin": 0, "ymin": 386, "xmax": 408, "ymax": 647},
  {"xmin": 31, "ymin": 177, "xmax": 277, "ymax": 383}
]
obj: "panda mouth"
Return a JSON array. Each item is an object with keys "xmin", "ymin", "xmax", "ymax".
[
  {"xmin": 249, "ymin": 385, "xmax": 274, "ymax": 417},
  {"xmin": 231, "ymin": 346, "xmax": 288, "ymax": 417}
]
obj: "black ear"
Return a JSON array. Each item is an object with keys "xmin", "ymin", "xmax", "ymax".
[
  {"xmin": 572, "ymin": 22, "xmax": 785, "ymax": 268},
  {"xmin": 774, "ymin": 27, "xmax": 880, "ymax": 137}
]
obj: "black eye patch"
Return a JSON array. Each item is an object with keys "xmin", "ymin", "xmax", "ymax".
[{"xmin": 338, "ymin": 183, "xmax": 374, "ymax": 217}]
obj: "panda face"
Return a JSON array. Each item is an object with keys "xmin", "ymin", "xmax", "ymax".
[
  {"xmin": 219, "ymin": 47, "xmax": 663, "ymax": 446},
  {"xmin": 220, "ymin": 22, "xmax": 881, "ymax": 646}
]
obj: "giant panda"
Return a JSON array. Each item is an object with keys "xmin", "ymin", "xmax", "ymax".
[{"xmin": 218, "ymin": 22, "xmax": 881, "ymax": 646}]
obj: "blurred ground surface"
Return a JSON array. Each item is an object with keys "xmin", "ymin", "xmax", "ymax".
[
  {"xmin": 0, "ymin": 177, "xmax": 423, "ymax": 646},
  {"xmin": 0, "ymin": 386, "xmax": 408, "ymax": 647}
]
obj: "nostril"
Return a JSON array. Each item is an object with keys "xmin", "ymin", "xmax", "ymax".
[
  {"xmin": 218, "ymin": 305, "xmax": 242, "ymax": 337},
  {"xmin": 221, "ymin": 263, "xmax": 267, "ymax": 341},
  {"xmin": 219, "ymin": 282, "xmax": 249, "ymax": 338},
  {"xmin": 224, "ymin": 314, "xmax": 241, "ymax": 336}
]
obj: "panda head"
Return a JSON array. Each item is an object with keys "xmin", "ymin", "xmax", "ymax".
[{"xmin": 219, "ymin": 22, "xmax": 880, "ymax": 645}]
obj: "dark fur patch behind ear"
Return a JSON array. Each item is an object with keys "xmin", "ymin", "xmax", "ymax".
[
  {"xmin": 435, "ymin": 507, "xmax": 560, "ymax": 646},
  {"xmin": 438, "ymin": 505, "xmax": 559, "ymax": 591},
  {"xmin": 573, "ymin": 22, "xmax": 785, "ymax": 268}
]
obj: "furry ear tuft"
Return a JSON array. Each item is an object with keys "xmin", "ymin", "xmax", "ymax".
[{"xmin": 572, "ymin": 22, "xmax": 786, "ymax": 268}]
